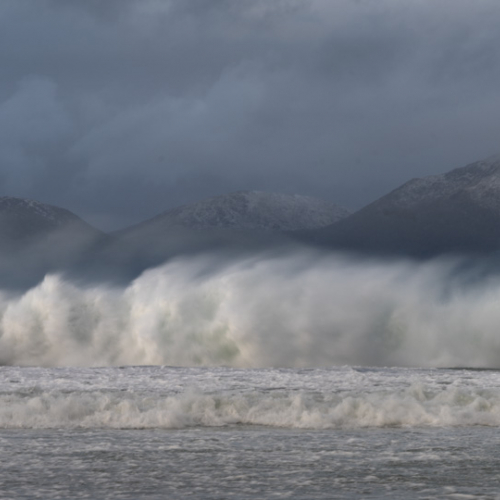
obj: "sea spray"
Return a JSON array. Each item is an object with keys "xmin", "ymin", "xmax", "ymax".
[{"xmin": 1, "ymin": 252, "xmax": 500, "ymax": 367}]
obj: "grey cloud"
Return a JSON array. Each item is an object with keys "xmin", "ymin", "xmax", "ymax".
[
  {"xmin": 48, "ymin": 0, "xmax": 137, "ymax": 21},
  {"xmin": 0, "ymin": 0, "xmax": 499, "ymax": 229},
  {"xmin": 0, "ymin": 77, "xmax": 75, "ymax": 194}
]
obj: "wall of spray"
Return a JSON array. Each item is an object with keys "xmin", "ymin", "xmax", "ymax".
[{"xmin": 1, "ymin": 251, "xmax": 500, "ymax": 368}]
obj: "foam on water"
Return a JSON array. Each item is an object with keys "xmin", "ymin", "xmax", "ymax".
[
  {"xmin": 2, "ymin": 366, "xmax": 500, "ymax": 430},
  {"xmin": 1, "ymin": 252, "xmax": 500, "ymax": 368},
  {"xmin": 2, "ymin": 383, "xmax": 500, "ymax": 429}
]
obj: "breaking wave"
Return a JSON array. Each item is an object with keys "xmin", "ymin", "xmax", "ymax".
[
  {"xmin": 2, "ymin": 383, "xmax": 500, "ymax": 429},
  {"xmin": 1, "ymin": 252, "xmax": 500, "ymax": 368}
]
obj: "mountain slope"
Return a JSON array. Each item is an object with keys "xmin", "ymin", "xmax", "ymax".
[
  {"xmin": 0, "ymin": 197, "xmax": 100, "ymax": 247},
  {"xmin": 127, "ymin": 190, "xmax": 350, "ymax": 233},
  {"xmin": 0, "ymin": 197, "xmax": 104, "ymax": 287},
  {"xmin": 307, "ymin": 155, "xmax": 500, "ymax": 257},
  {"xmin": 104, "ymin": 191, "xmax": 349, "ymax": 278}
]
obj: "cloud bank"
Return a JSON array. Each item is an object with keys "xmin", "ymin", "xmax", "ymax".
[{"xmin": 0, "ymin": 0, "xmax": 499, "ymax": 228}]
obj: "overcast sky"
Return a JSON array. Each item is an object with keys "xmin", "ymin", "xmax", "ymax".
[{"xmin": 0, "ymin": 0, "xmax": 499, "ymax": 229}]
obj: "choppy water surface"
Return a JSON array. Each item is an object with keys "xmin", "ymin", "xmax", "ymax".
[{"xmin": 2, "ymin": 366, "xmax": 500, "ymax": 498}]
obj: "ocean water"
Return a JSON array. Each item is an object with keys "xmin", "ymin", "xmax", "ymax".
[
  {"xmin": 2, "ymin": 365, "xmax": 500, "ymax": 499},
  {"xmin": 3, "ymin": 254, "xmax": 500, "ymax": 498}
]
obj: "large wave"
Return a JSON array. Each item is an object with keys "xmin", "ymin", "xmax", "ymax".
[{"xmin": 1, "ymin": 252, "xmax": 500, "ymax": 368}]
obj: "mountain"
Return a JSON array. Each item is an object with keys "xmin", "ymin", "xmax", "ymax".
[
  {"xmin": 0, "ymin": 192, "xmax": 350, "ymax": 286},
  {"xmin": 0, "ymin": 197, "xmax": 104, "ymax": 287},
  {"xmin": 0, "ymin": 197, "xmax": 101, "ymax": 247},
  {"xmin": 304, "ymin": 155, "xmax": 500, "ymax": 257},
  {"xmin": 103, "ymin": 191, "xmax": 350, "ymax": 278},
  {"xmin": 126, "ymin": 190, "xmax": 351, "ymax": 233}
]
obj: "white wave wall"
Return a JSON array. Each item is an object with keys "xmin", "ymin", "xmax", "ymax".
[{"xmin": 1, "ymin": 252, "xmax": 500, "ymax": 367}]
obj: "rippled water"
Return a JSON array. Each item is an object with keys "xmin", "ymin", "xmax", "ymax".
[
  {"xmin": 3, "ymin": 426, "xmax": 500, "ymax": 499},
  {"xmin": 2, "ymin": 366, "xmax": 500, "ymax": 498}
]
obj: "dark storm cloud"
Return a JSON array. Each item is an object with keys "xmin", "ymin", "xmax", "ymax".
[{"xmin": 0, "ymin": 0, "xmax": 499, "ymax": 229}]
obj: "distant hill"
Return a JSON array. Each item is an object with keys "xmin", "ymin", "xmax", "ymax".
[
  {"xmin": 0, "ymin": 192, "xmax": 350, "ymax": 286},
  {"xmin": 0, "ymin": 197, "xmax": 104, "ymax": 287},
  {"xmin": 123, "ymin": 190, "xmax": 351, "ymax": 233},
  {"xmin": 105, "ymin": 191, "xmax": 350, "ymax": 278},
  {"xmin": 0, "ymin": 197, "xmax": 101, "ymax": 249},
  {"xmin": 305, "ymin": 155, "xmax": 500, "ymax": 257},
  {"xmin": 6, "ymin": 154, "xmax": 500, "ymax": 288}
]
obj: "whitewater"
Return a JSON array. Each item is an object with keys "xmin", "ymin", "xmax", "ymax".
[
  {"xmin": 3, "ymin": 365, "xmax": 500, "ymax": 498},
  {"xmin": 3, "ymin": 252, "xmax": 500, "ymax": 498},
  {"xmin": 1, "ymin": 251, "xmax": 500, "ymax": 368}
]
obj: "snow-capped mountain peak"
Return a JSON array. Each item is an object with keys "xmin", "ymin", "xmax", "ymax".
[
  {"xmin": 389, "ymin": 155, "xmax": 500, "ymax": 210},
  {"xmin": 0, "ymin": 197, "xmax": 79, "ymax": 226},
  {"xmin": 144, "ymin": 190, "xmax": 351, "ymax": 232},
  {"xmin": 309, "ymin": 154, "xmax": 500, "ymax": 257},
  {"xmin": 0, "ymin": 196, "xmax": 101, "ymax": 245}
]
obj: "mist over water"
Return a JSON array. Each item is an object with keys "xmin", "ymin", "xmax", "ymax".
[{"xmin": 1, "ymin": 251, "xmax": 500, "ymax": 368}]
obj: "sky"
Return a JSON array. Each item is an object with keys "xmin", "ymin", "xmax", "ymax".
[{"xmin": 0, "ymin": 0, "xmax": 499, "ymax": 230}]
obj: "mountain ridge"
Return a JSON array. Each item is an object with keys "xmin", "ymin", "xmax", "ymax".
[
  {"xmin": 118, "ymin": 190, "xmax": 351, "ymax": 234},
  {"xmin": 2, "ymin": 154, "xmax": 500, "ymax": 288},
  {"xmin": 0, "ymin": 196, "xmax": 102, "ymax": 246},
  {"xmin": 307, "ymin": 155, "xmax": 500, "ymax": 257}
]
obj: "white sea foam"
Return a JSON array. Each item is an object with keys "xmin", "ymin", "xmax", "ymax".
[
  {"xmin": 1, "ymin": 252, "xmax": 500, "ymax": 368},
  {"xmin": 2, "ymin": 383, "xmax": 500, "ymax": 429},
  {"xmin": 2, "ymin": 365, "xmax": 500, "ymax": 430}
]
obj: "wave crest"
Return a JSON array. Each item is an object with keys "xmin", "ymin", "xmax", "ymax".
[{"xmin": 1, "ymin": 253, "xmax": 500, "ymax": 367}]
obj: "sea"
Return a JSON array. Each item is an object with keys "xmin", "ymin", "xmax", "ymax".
[
  {"xmin": 3, "ymin": 253, "xmax": 500, "ymax": 498},
  {"xmin": 2, "ymin": 366, "xmax": 500, "ymax": 499}
]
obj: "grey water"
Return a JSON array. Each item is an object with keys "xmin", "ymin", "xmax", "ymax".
[
  {"xmin": 2, "ymin": 426, "xmax": 500, "ymax": 499},
  {"xmin": 4, "ymin": 255, "xmax": 500, "ymax": 498},
  {"xmin": 2, "ymin": 366, "xmax": 500, "ymax": 499}
]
